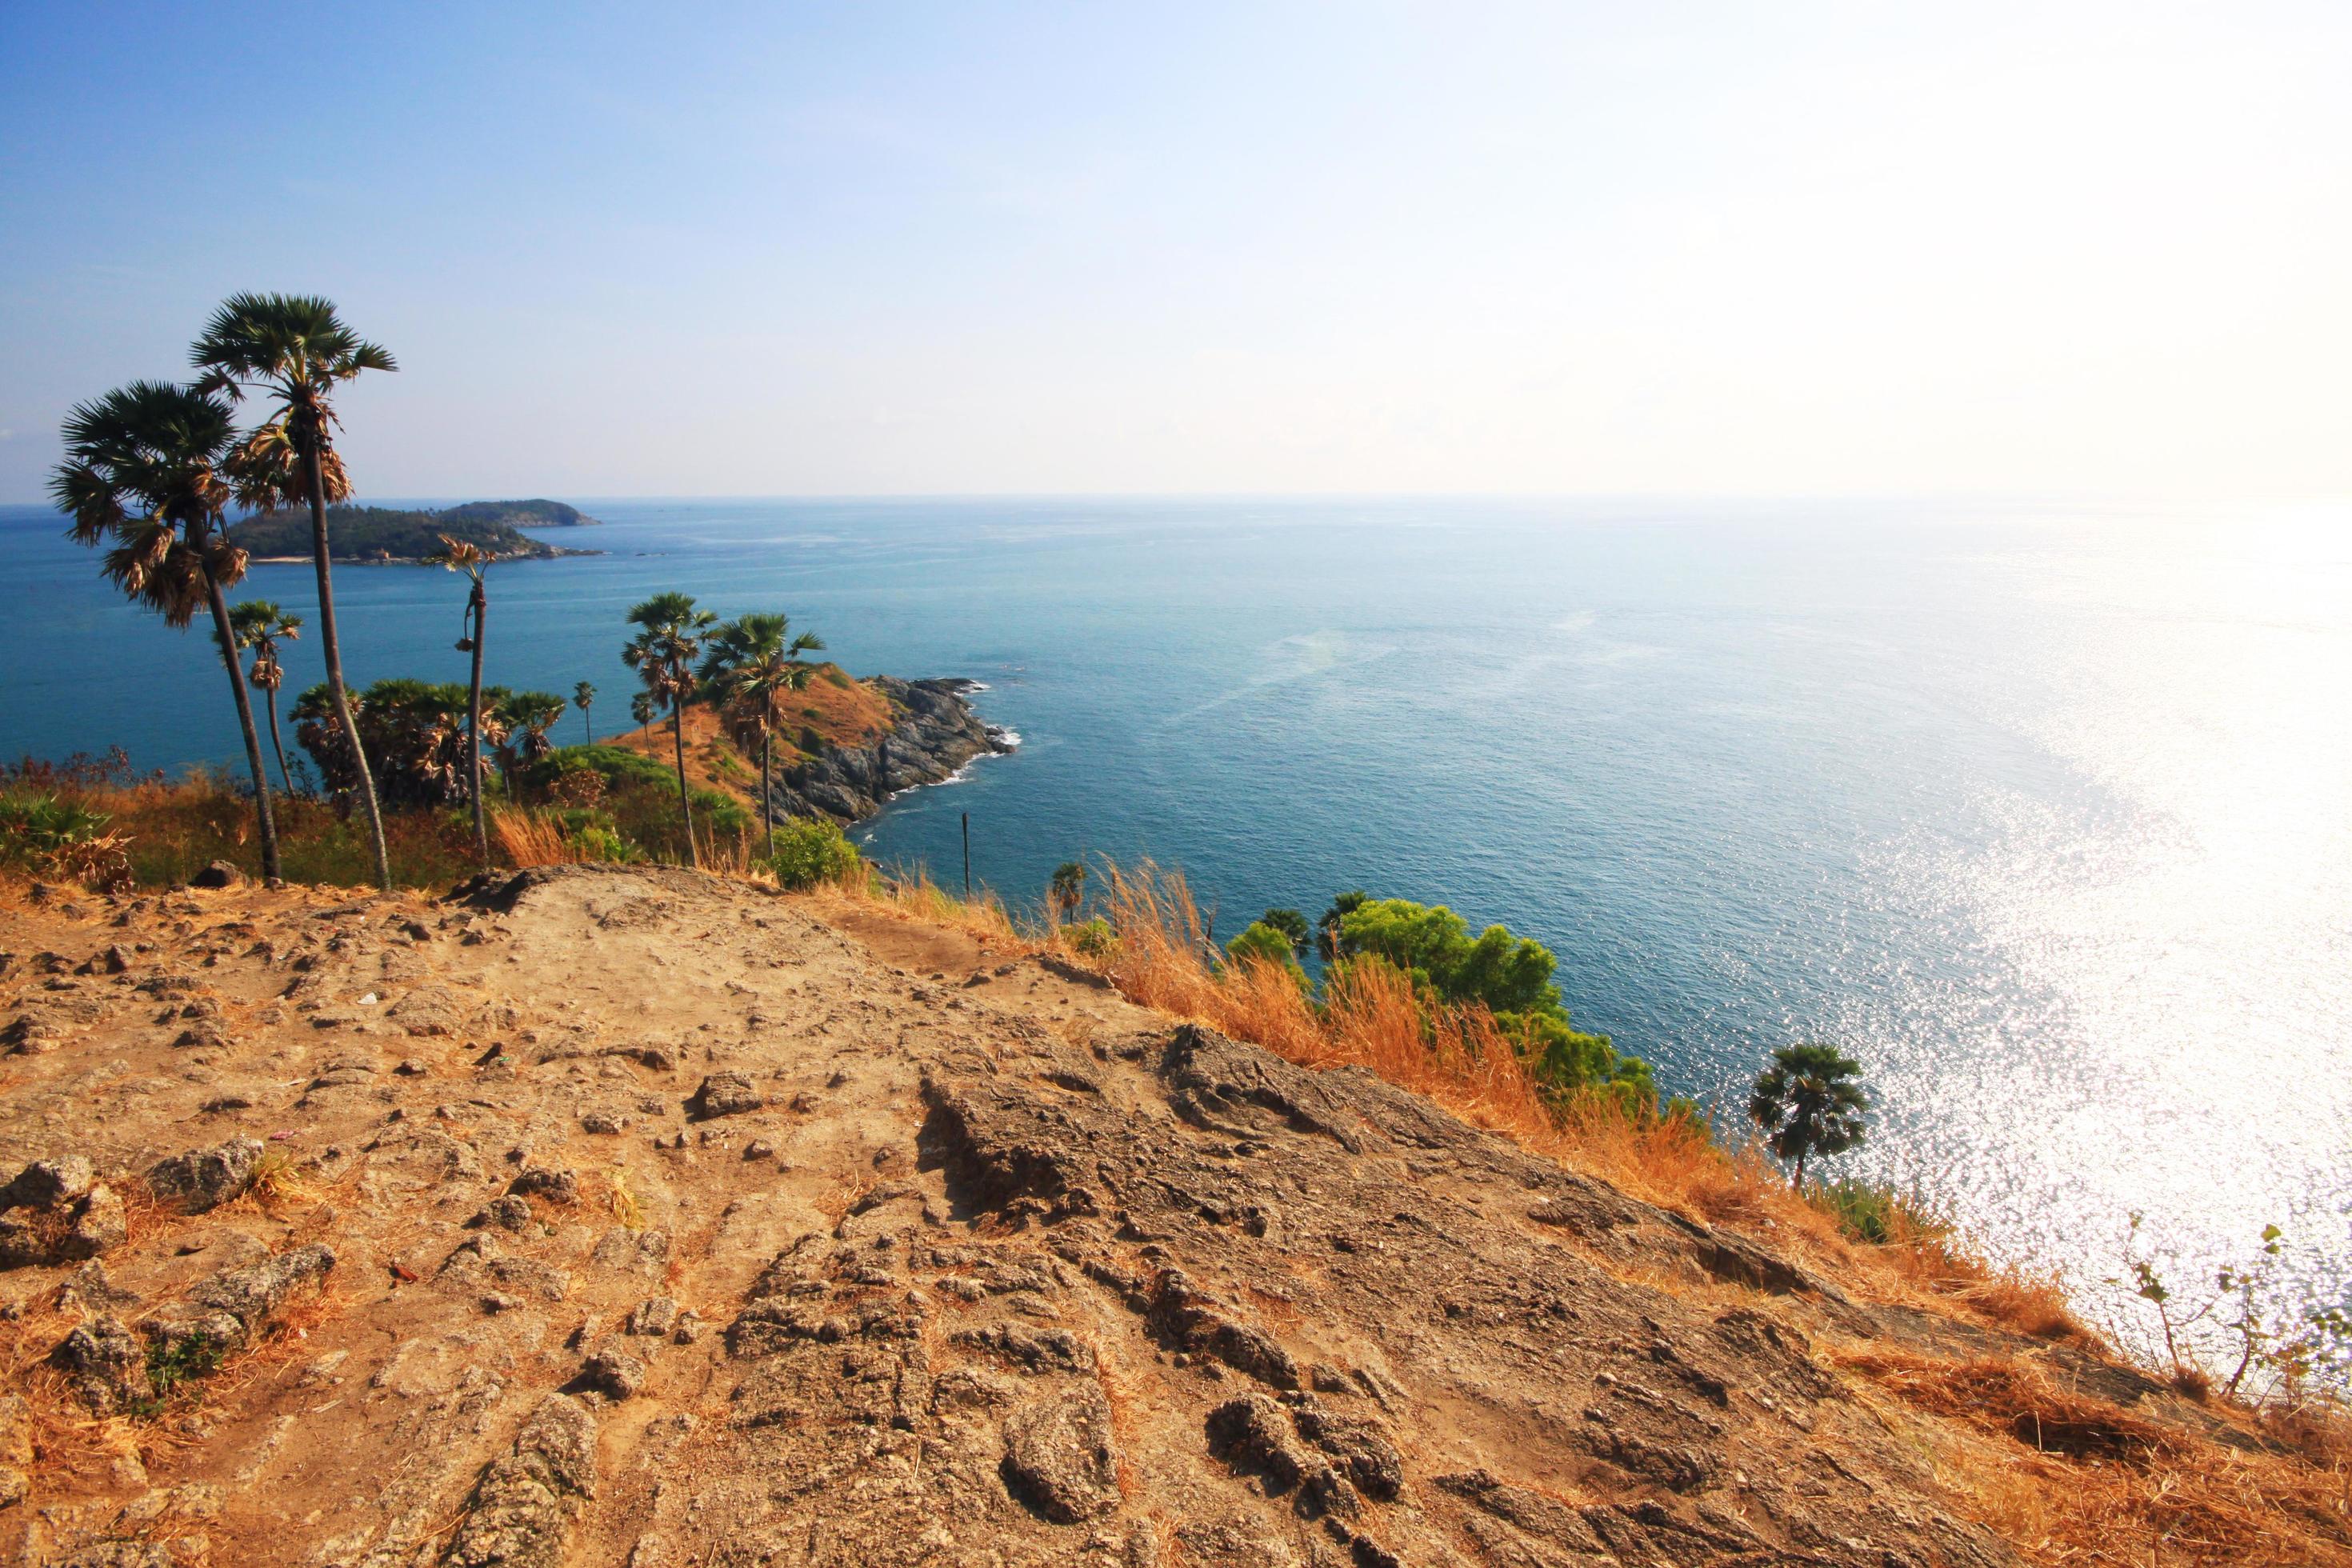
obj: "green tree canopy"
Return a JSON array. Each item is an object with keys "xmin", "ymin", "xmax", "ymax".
[
  {"xmin": 1257, "ymin": 907, "xmax": 1311, "ymax": 957},
  {"xmin": 1330, "ymin": 895, "xmax": 1648, "ymax": 1103},
  {"xmin": 1225, "ymin": 920, "xmax": 1309, "ymax": 986}
]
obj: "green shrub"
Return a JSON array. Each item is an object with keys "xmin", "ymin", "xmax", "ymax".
[
  {"xmin": 1065, "ymin": 918, "xmax": 1118, "ymax": 958},
  {"xmin": 1324, "ymin": 894, "xmax": 1652, "ymax": 1100},
  {"xmin": 1810, "ymin": 1178, "xmax": 1945, "ymax": 1246},
  {"xmin": 0, "ymin": 792, "xmax": 114, "ymax": 862},
  {"xmin": 145, "ymin": 1330, "xmax": 226, "ymax": 1400},
  {"xmin": 762, "ymin": 816, "xmax": 860, "ymax": 890},
  {"xmin": 570, "ymin": 825, "xmax": 643, "ymax": 864},
  {"xmin": 1225, "ymin": 920, "xmax": 1309, "ymax": 986}
]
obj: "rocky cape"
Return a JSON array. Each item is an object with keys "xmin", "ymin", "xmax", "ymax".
[{"xmin": 770, "ymin": 675, "xmax": 1015, "ymax": 825}]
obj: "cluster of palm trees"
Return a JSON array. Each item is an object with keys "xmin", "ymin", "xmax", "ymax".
[
  {"xmin": 51, "ymin": 292, "xmax": 830, "ymax": 886},
  {"xmin": 622, "ymin": 592, "xmax": 823, "ymax": 868},
  {"xmin": 50, "ymin": 294, "xmax": 396, "ymax": 887}
]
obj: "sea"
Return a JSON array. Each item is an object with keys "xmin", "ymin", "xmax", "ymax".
[{"xmin": 3, "ymin": 496, "xmax": 2347, "ymax": 1355}]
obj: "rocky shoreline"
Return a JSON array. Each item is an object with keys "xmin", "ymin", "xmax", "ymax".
[{"xmin": 770, "ymin": 676, "xmax": 1014, "ymax": 824}]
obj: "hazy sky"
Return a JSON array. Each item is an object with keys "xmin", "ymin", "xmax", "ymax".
[{"xmin": 4, "ymin": 2, "xmax": 2349, "ymax": 501}]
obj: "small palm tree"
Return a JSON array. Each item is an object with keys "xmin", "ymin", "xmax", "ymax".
[
  {"xmin": 425, "ymin": 534, "xmax": 493, "ymax": 869},
  {"xmin": 630, "ymin": 692, "xmax": 657, "ymax": 728},
  {"xmin": 193, "ymin": 293, "xmax": 397, "ymax": 890},
  {"xmin": 1049, "ymin": 862, "xmax": 1088, "ymax": 921},
  {"xmin": 699, "ymin": 612, "xmax": 825, "ymax": 858},
  {"xmin": 490, "ymin": 690, "xmax": 567, "ymax": 795},
  {"xmin": 621, "ymin": 592, "xmax": 717, "ymax": 866},
  {"xmin": 1317, "ymin": 890, "xmax": 1369, "ymax": 962},
  {"xmin": 574, "ymin": 681, "xmax": 597, "ymax": 746},
  {"xmin": 1747, "ymin": 1042, "xmax": 1870, "ymax": 1187},
  {"xmin": 218, "ymin": 600, "xmax": 303, "ymax": 793},
  {"xmin": 52, "ymin": 382, "xmax": 282, "ymax": 880}
]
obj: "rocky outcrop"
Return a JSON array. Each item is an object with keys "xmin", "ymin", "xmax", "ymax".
[{"xmin": 766, "ymin": 677, "xmax": 1013, "ymax": 825}]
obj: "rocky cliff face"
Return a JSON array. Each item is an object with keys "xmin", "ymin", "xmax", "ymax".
[
  {"xmin": 0, "ymin": 866, "xmax": 2313, "ymax": 1567},
  {"xmin": 770, "ymin": 676, "xmax": 1014, "ymax": 825}
]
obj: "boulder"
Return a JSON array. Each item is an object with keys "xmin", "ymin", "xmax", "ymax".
[
  {"xmin": 1000, "ymin": 1384, "xmax": 1120, "ymax": 1524},
  {"xmin": 146, "ymin": 1136, "xmax": 266, "ymax": 1214},
  {"xmin": 190, "ymin": 860, "xmax": 244, "ymax": 889},
  {"xmin": 687, "ymin": 1072, "xmax": 762, "ymax": 1120},
  {"xmin": 442, "ymin": 1394, "xmax": 598, "ymax": 1568},
  {"xmin": 53, "ymin": 1314, "xmax": 146, "ymax": 1414},
  {"xmin": 2, "ymin": 1156, "xmax": 95, "ymax": 1211}
]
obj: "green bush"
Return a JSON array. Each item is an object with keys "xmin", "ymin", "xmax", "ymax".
[
  {"xmin": 1326, "ymin": 895, "xmax": 1651, "ymax": 1100},
  {"xmin": 1809, "ymin": 1178, "xmax": 1945, "ymax": 1246},
  {"xmin": 1225, "ymin": 920, "xmax": 1309, "ymax": 986},
  {"xmin": 0, "ymin": 792, "xmax": 114, "ymax": 864},
  {"xmin": 570, "ymin": 825, "xmax": 643, "ymax": 864},
  {"xmin": 1065, "ymin": 918, "xmax": 1118, "ymax": 958},
  {"xmin": 762, "ymin": 816, "xmax": 860, "ymax": 890}
]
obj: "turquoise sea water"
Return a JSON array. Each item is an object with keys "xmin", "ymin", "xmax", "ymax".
[{"xmin": 3, "ymin": 497, "xmax": 2347, "ymax": 1346}]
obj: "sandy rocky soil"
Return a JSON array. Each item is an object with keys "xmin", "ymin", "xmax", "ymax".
[{"xmin": 0, "ymin": 863, "xmax": 2202, "ymax": 1566}]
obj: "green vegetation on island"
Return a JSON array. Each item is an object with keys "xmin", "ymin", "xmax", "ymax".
[{"xmin": 227, "ymin": 502, "xmax": 598, "ymax": 563}]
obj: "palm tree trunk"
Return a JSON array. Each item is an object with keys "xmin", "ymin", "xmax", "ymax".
[
  {"xmin": 1794, "ymin": 1150, "xmax": 1807, "ymax": 1190},
  {"xmin": 304, "ymin": 444, "xmax": 390, "ymax": 890},
  {"xmin": 762, "ymin": 719, "xmax": 774, "ymax": 858},
  {"xmin": 670, "ymin": 700, "xmax": 698, "ymax": 868},
  {"xmin": 466, "ymin": 578, "xmax": 489, "ymax": 870},
  {"xmin": 264, "ymin": 687, "xmax": 292, "ymax": 795},
  {"xmin": 582, "ymin": 706, "xmax": 592, "ymax": 747},
  {"xmin": 202, "ymin": 569, "xmax": 282, "ymax": 882}
]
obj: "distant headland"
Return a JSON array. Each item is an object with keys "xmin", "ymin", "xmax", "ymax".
[{"xmin": 226, "ymin": 498, "xmax": 602, "ymax": 564}]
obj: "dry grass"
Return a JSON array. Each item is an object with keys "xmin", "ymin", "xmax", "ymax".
[
  {"xmin": 1840, "ymin": 1346, "xmax": 2352, "ymax": 1564},
  {"xmin": 853, "ymin": 863, "xmax": 1030, "ymax": 947}
]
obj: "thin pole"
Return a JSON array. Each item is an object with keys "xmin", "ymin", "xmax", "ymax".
[{"xmin": 962, "ymin": 812, "xmax": 971, "ymax": 898}]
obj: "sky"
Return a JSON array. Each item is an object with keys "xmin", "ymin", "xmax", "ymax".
[{"xmin": 3, "ymin": 1, "xmax": 2350, "ymax": 502}]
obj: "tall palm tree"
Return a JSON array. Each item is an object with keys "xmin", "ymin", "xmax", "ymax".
[
  {"xmin": 218, "ymin": 601, "xmax": 304, "ymax": 793},
  {"xmin": 191, "ymin": 293, "xmax": 397, "ymax": 890},
  {"xmin": 621, "ymin": 592, "xmax": 716, "ymax": 867},
  {"xmin": 698, "ymin": 612, "xmax": 825, "ymax": 858},
  {"xmin": 51, "ymin": 382, "xmax": 282, "ymax": 882},
  {"xmin": 425, "ymin": 535, "xmax": 492, "ymax": 870},
  {"xmin": 573, "ymin": 681, "xmax": 597, "ymax": 746}
]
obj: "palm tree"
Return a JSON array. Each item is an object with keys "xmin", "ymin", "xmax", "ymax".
[
  {"xmin": 51, "ymin": 382, "xmax": 282, "ymax": 881},
  {"xmin": 698, "ymin": 612, "xmax": 825, "ymax": 858},
  {"xmin": 630, "ymin": 692, "xmax": 657, "ymax": 728},
  {"xmin": 191, "ymin": 294, "xmax": 397, "ymax": 890},
  {"xmin": 1747, "ymin": 1042, "xmax": 1870, "ymax": 1188},
  {"xmin": 218, "ymin": 600, "xmax": 303, "ymax": 793},
  {"xmin": 425, "ymin": 535, "xmax": 492, "ymax": 870},
  {"xmin": 621, "ymin": 592, "xmax": 716, "ymax": 866},
  {"xmin": 491, "ymin": 690, "xmax": 567, "ymax": 794},
  {"xmin": 1050, "ymin": 862, "xmax": 1088, "ymax": 921},
  {"xmin": 574, "ymin": 681, "xmax": 597, "ymax": 746}
]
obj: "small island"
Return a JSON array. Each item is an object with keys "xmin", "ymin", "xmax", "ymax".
[{"xmin": 226, "ymin": 499, "xmax": 603, "ymax": 564}]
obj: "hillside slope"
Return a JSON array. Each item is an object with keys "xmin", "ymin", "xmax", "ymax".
[{"xmin": 0, "ymin": 867, "xmax": 2338, "ymax": 1566}]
